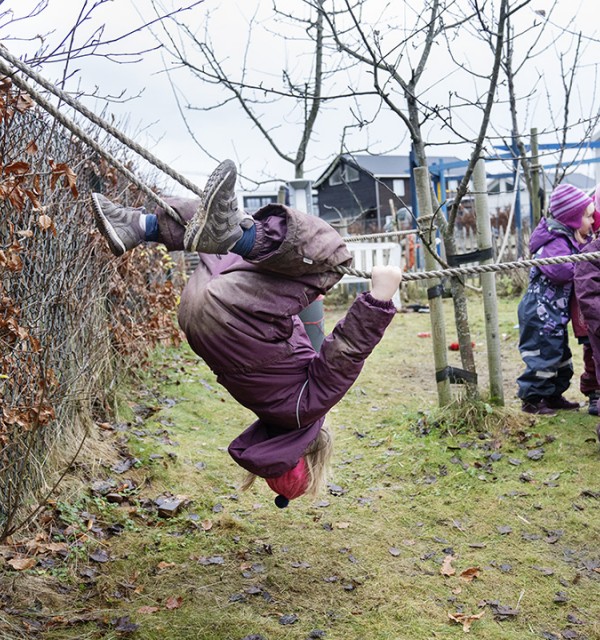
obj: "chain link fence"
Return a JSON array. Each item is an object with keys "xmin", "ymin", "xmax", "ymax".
[{"xmin": 0, "ymin": 87, "xmax": 183, "ymax": 539}]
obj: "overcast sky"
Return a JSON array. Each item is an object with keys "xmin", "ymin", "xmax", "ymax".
[{"xmin": 4, "ymin": 0, "xmax": 600, "ymax": 196}]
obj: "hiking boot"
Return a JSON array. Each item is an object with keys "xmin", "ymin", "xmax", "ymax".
[
  {"xmin": 521, "ymin": 399, "xmax": 557, "ymax": 416},
  {"xmin": 546, "ymin": 395, "xmax": 580, "ymax": 411},
  {"xmin": 183, "ymin": 159, "xmax": 253, "ymax": 254},
  {"xmin": 587, "ymin": 391, "xmax": 600, "ymax": 416},
  {"xmin": 91, "ymin": 193, "xmax": 146, "ymax": 256}
]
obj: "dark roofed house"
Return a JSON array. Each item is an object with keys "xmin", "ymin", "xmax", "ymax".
[{"xmin": 313, "ymin": 153, "xmax": 462, "ymax": 234}]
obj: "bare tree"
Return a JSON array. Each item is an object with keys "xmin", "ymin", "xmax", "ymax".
[
  {"xmin": 316, "ymin": 0, "xmax": 519, "ymax": 399},
  {"xmin": 150, "ymin": 0, "xmax": 379, "ymax": 184},
  {"xmin": 1, "ymin": 0, "xmax": 203, "ymax": 104},
  {"xmin": 479, "ymin": 3, "xmax": 600, "ymax": 225}
]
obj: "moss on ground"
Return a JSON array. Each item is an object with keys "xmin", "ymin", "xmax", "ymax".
[{"xmin": 1, "ymin": 297, "xmax": 598, "ymax": 640}]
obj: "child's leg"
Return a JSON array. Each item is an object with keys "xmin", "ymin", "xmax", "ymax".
[
  {"xmin": 154, "ymin": 196, "xmax": 199, "ymax": 251},
  {"xmin": 90, "ymin": 192, "xmax": 196, "ymax": 256},
  {"xmin": 579, "ymin": 340, "xmax": 599, "ymax": 396},
  {"xmin": 517, "ymin": 295, "xmax": 572, "ymax": 400}
]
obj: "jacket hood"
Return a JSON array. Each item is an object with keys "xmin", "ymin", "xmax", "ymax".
[{"xmin": 529, "ymin": 218, "xmax": 574, "ymax": 254}]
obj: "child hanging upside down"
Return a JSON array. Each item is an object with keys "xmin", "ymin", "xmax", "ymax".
[{"xmin": 91, "ymin": 159, "xmax": 402, "ymax": 507}]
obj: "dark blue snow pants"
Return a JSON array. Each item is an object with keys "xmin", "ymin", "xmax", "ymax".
[{"xmin": 516, "ymin": 289, "xmax": 573, "ymax": 401}]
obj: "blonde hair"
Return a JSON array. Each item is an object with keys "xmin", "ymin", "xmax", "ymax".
[{"xmin": 239, "ymin": 422, "xmax": 333, "ymax": 498}]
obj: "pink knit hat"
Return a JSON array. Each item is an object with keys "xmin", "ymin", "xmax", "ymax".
[
  {"xmin": 549, "ymin": 184, "xmax": 593, "ymax": 229},
  {"xmin": 265, "ymin": 457, "xmax": 309, "ymax": 508}
]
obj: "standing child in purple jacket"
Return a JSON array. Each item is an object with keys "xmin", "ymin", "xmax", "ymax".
[
  {"xmin": 91, "ymin": 159, "xmax": 402, "ymax": 507},
  {"xmin": 517, "ymin": 184, "xmax": 595, "ymax": 415},
  {"xmin": 574, "ymin": 184, "xmax": 600, "ymax": 441}
]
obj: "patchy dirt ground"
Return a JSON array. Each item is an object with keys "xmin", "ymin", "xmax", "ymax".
[{"xmin": 1, "ymin": 296, "xmax": 599, "ymax": 640}]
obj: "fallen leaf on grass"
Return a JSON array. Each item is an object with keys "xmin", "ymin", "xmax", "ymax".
[
  {"xmin": 8, "ymin": 557, "xmax": 37, "ymax": 571},
  {"xmin": 156, "ymin": 561, "xmax": 176, "ymax": 572},
  {"xmin": 459, "ymin": 567, "xmax": 481, "ymax": 582},
  {"xmin": 335, "ymin": 522, "xmax": 350, "ymax": 529},
  {"xmin": 527, "ymin": 448, "xmax": 545, "ymax": 460},
  {"xmin": 113, "ymin": 616, "xmax": 139, "ymax": 633},
  {"xmin": 448, "ymin": 610, "xmax": 484, "ymax": 632},
  {"xmin": 201, "ymin": 519, "xmax": 213, "ymax": 531},
  {"xmin": 89, "ymin": 549, "xmax": 110, "ymax": 563},
  {"xmin": 197, "ymin": 555, "xmax": 224, "ymax": 565},
  {"xmin": 441, "ymin": 555, "xmax": 456, "ymax": 576},
  {"xmin": 138, "ymin": 606, "xmax": 160, "ymax": 614},
  {"xmin": 165, "ymin": 595, "xmax": 183, "ymax": 610}
]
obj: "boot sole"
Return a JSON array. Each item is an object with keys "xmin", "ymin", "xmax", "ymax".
[
  {"xmin": 91, "ymin": 193, "xmax": 126, "ymax": 256},
  {"xmin": 185, "ymin": 162, "xmax": 234, "ymax": 252}
]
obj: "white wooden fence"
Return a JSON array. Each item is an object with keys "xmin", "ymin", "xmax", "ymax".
[
  {"xmin": 338, "ymin": 225, "xmax": 528, "ymax": 294},
  {"xmin": 339, "ymin": 241, "xmax": 402, "ymax": 307}
]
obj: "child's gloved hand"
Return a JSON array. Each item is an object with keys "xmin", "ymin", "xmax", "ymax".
[{"xmin": 370, "ymin": 265, "xmax": 403, "ymax": 301}]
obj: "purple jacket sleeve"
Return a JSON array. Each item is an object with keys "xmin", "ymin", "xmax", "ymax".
[
  {"xmin": 574, "ymin": 239, "xmax": 600, "ymax": 336},
  {"xmin": 297, "ymin": 291, "xmax": 397, "ymax": 426},
  {"xmin": 536, "ymin": 236, "xmax": 575, "ymax": 285}
]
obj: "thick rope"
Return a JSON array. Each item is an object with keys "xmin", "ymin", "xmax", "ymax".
[
  {"xmin": 335, "ymin": 250, "xmax": 600, "ymax": 281},
  {"xmin": 0, "ymin": 47, "xmax": 204, "ymax": 201},
  {"xmin": 3, "ymin": 48, "xmax": 598, "ymax": 284},
  {"xmin": 0, "ymin": 53, "xmax": 185, "ymax": 224}
]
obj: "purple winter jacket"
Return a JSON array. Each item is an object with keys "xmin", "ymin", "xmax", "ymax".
[
  {"xmin": 529, "ymin": 218, "xmax": 582, "ymax": 284},
  {"xmin": 574, "ymin": 237, "xmax": 600, "ymax": 337},
  {"xmin": 174, "ymin": 205, "xmax": 397, "ymax": 478}
]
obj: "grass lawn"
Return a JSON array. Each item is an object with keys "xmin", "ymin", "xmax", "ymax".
[{"xmin": 1, "ymin": 295, "xmax": 599, "ymax": 640}]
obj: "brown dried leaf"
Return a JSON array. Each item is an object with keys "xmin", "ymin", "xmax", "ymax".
[
  {"xmin": 459, "ymin": 567, "xmax": 481, "ymax": 582},
  {"xmin": 137, "ymin": 606, "xmax": 160, "ymax": 614},
  {"xmin": 49, "ymin": 161, "xmax": 78, "ymax": 198},
  {"xmin": 165, "ymin": 595, "xmax": 183, "ymax": 610},
  {"xmin": 15, "ymin": 93, "xmax": 34, "ymax": 113},
  {"xmin": 38, "ymin": 214, "xmax": 54, "ymax": 231},
  {"xmin": 43, "ymin": 542, "xmax": 69, "ymax": 554},
  {"xmin": 448, "ymin": 610, "xmax": 485, "ymax": 632},
  {"xmin": 156, "ymin": 561, "xmax": 176, "ymax": 572},
  {"xmin": 24, "ymin": 189, "xmax": 42, "ymax": 210},
  {"xmin": 8, "ymin": 557, "xmax": 37, "ymax": 571},
  {"xmin": 441, "ymin": 555, "xmax": 456, "ymax": 577},
  {"xmin": 25, "ymin": 140, "xmax": 38, "ymax": 155},
  {"xmin": 201, "ymin": 519, "xmax": 213, "ymax": 531},
  {"xmin": 4, "ymin": 161, "xmax": 30, "ymax": 175}
]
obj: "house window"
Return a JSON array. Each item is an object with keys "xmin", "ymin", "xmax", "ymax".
[
  {"xmin": 243, "ymin": 195, "xmax": 277, "ymax": 212},
  {"xmin": 392, "ymin": 179, "xmax": 405, "ymax": 197},
  {"xmin": 329, "ymin": 164, "xmax": 359, "ymax": 186}
]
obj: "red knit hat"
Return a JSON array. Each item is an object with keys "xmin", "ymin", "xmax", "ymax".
[
  {"xmin": 265, "ymin": 457, "xmax": 309, "ymax": 508},
  {"xmin": 549, "ymin": 184, "xmax": 593, "ymax": 229}
]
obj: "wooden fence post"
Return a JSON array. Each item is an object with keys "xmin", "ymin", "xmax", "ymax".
[
  {"xmin": 414, "ymin": 166, "xmax": 452, "ymax": 406},
  {"xmin": 531, "ymin": 127, "xmax": 541, "ymax": 225},
  {"xmin": 473, "ymin": 158, "xmax": 505, "ymax": 404}
]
